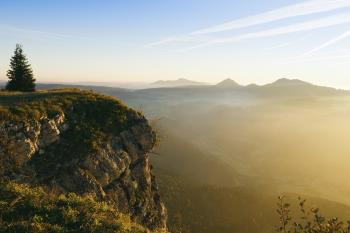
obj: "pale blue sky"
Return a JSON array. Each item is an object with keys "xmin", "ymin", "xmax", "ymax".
[{"xmin": 1, "ymin": 0, "xmax": 350, "ymax": 88}]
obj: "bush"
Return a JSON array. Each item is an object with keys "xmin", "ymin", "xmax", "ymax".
[{"xmin": 276, "ymin": 196, "xmax": 350, "ymax": 233}]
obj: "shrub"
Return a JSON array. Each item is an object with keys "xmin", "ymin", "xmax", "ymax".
[{"xmin": 276, "ymin": 196, "xmax": 350, "ymax": 233}]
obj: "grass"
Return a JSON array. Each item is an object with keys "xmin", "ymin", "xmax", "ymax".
[
  {"xmin": 0, "ymin": 89, "xmax": 148, "ymax": 173},
  {"xmin": 0, "ymin": 180, "xmax": 162, "ymax": 233},
  {"xmin": 0, "ymin": 89, "xmax": 138, "ymax": 124}
]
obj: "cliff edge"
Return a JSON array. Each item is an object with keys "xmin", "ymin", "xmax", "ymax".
[{"xmin": 0, "ymin": 89, "xmax": 167, "ymax": 231}]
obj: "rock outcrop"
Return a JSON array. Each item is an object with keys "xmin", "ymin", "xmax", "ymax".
[
  {"xmin": 0, "ymin": 114, "xmax": 66, "ymax": 176},
  {"xmin": 0, "ymin": 90, "xmax": 167, "ymax": 231}
]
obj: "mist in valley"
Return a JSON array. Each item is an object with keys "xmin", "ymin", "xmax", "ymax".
[
  {"xmin": 40, "ymin": 80, "xmax": 350, "ymax": 232},
  {"xmin": 153, "ymin": 95, "xmax": 350, "ymax": 202}
]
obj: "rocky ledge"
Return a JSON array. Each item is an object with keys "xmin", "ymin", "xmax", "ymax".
[{"xmin": 0, "ymin": 90, "xmax": 167, "ymax": 230}]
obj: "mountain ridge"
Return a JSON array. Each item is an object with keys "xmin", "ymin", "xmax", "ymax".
[
  {"xmin": 266, "ymin": 78, "xmax": 313, "ymax": 87},
  {"xmin": 150, "ymin": 78, "xmax": 207, "ymax": 87},
  {"xmin": 216, "ymin": 78, "xmax": 241, "ymax": 87},
  {"xmin": 3, "ymin": 78, "xmax": 347, "ymax": 92}
]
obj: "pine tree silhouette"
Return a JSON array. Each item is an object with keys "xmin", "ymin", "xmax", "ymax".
[{"xmin": 6, "ymin": 44, "xmax": 36, "ymax": 92}]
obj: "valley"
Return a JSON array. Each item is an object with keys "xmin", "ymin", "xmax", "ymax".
[{"xmin": 27, "ymin": 79, "xmax": 350, "ymax": 232}]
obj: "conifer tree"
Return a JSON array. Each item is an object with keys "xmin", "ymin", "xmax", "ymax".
[{"xmin": 6, "ymin": 44, "xmax": 36, "ymax": 92}]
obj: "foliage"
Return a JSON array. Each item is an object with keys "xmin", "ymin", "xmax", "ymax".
[
  {"xmin": 276, "ymin": 196, "xmax": 350, "ymax": 233},
  {"xmin": 6, "ymin": 44, "xmax": 36, "ymax": 92},
  {"xmin": 0, "ymin": 180, "xmax": 161, "ymax": 233}
]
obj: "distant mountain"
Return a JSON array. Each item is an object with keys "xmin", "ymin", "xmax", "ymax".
[
  {"xmin": 246, "ymin": 83, "xmax": 259, "ymax": 88},
  {"xmin": 151, "ymin": 78, "xmax": 207, "ymax": 87},
  {"xmin": 216, "ymin": 78, "xmax": 241, "ymax": 88},
  {"xmin": 253, "ymin": 78, "xmax": 347, "ymax": 98},
  {"xmin": 266, "ymin": 78, "xmax": 313, "ymax": 87}
]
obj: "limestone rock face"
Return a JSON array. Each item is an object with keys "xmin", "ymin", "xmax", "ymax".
[
  {"xmin": 39, "ymin": 119, "xmax": 61, "ymax": 147},
  {"xmin": 0, "ymin": 116, "xmax": 63, "ymax": 176},
  {"xmin": 0, "ymin": 112, "xmax": 167, "ymax": 230}
]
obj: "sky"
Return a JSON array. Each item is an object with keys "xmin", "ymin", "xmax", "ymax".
[{"xmin": 0, "ymin": 0, "xmax": 350, "ymax": 88}]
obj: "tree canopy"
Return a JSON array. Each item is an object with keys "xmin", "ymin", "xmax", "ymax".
[{"xmin": 6, "ymin": 44, "xmax": 36, "ymax": 92}]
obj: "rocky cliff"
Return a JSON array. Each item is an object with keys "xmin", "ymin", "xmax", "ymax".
[{"xmin": 0, "ymin": 89, "xmax": 167, "ymax": 231}]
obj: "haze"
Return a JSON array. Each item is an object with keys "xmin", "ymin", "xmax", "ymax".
[
  {"xmin": 2, "ymin": 1, "xmax": 350, "ymax": 232},
  {"xmin": 31, "ymin": 79, "xmax": 350, "ymax": 232}
]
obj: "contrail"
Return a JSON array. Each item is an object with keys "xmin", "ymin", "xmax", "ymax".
[
  {"xmin": 192, "ymin": 0, "xmax": 350, "ymax": 35},
  {"xmin": 148, "ymin": 0, "xmax": 350, "ymax": 47},
  {"xmin": 301, "ymin": 30, "xmax": 350, "ymax": 57},
  {"xmin": 183, "ymin": 13, "xmax": 350, "ymax": 51}
]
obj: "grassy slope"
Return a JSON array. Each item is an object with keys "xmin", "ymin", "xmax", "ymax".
[
  {"xmin": 0, "ymin": 181, "xmax": 156, "ymax": 233},
  {"xmin": 151, "ymin": 129, "xmax": 244, "ymax": 187},
  {"xmin": 155, "ymin": 170, "xmax": 350, "ymax": 233},
  {"xmin": 0, "ymin": 89, "xmax": 135, "ymax": 125}
]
